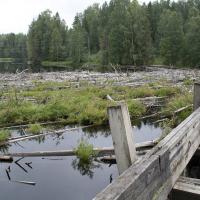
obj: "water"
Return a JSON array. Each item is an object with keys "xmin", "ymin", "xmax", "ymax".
[{"xmin": 0, "ymin": 123, "xmax": 162, "ymax": 200}]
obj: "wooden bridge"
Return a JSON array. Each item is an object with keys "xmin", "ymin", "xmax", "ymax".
[{"xmin": 93, "ymin": 83, "xmax": 200, "ymax": 200}]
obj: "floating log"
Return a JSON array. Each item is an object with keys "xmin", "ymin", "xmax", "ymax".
[
  {"xmin": 3, "ymin": 140, "xmax": 158, "ymax": 158},
  {"xmin": 0, "ymin": 156, "xmax": 13, "ymax": 162},
  {"xmin": 100, "ymin": 156, "xmax": 117, "ymax": 164}
]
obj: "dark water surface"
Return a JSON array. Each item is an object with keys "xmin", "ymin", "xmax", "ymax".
[{"xmin": 0, "ymin": 123, "xmax": 162, "ymax": 200}]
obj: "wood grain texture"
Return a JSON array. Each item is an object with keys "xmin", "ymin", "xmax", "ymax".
[{"xmin": 93, "ymin": 107, "xmax": 200, "ymax": 200}]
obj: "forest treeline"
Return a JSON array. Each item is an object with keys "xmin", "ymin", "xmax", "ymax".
[{"xmin": 1, "ymin": 0, "xmax": 200, "ymax": 70}]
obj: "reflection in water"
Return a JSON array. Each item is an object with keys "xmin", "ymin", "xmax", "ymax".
[
  {"xmin": 0, "ymin": 123, "xmax": 162, "ymax": 200},
  {"xmin": 0, "ymin": 144, "xmax": 11, "ymax": 153},
  {"xmin": 83, "ymin": 125, "xmax": 110, "ymax": 138},
  {"xmin": 72, "ymin": 157, "xmax": 101, "ymax": 179}
]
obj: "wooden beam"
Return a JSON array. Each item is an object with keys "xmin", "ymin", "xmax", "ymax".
[
  {"xmin": 108, "ymin": 102, "xmax": 137, "ymax": 174},
  {"xmin": 194, "ymin": 82, "xmax": 200, "ymax": 110},
  {"xmin": 171, "ymin": 177, "xmax": 200, "ymax": 199},
  {"xmin": 174, "ymin": 176, "xmax": 200, "ymax": 195},
  {"xmin": 93, "ymin": 107, "xmax": 200, "ymax": 200}
]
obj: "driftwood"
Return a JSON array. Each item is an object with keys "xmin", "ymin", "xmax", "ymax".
[
  {"xmin": 153, "ymin": 118, "xmax": 168, "ymax": 124},
  {"xmin": 140, "ymin": 112, "xmax": 162, "ymax": 120},
  {"xmin": 174, "ymin": 105, "xmax": 192, "ymax": 114},
  {"xmin": 133, "ymin": 96, "xmax": 167, "ymax": 102},
  {"xmin": 142, "ymin": 104, "xmax": 192, "ymax": 122},
  {"xmin": 0, "ymin": 156, "xmax": 13, "ymax": 162},
  {"xmin": 107, "ymin": 94, "xmax": 115, "ymax": 101}
]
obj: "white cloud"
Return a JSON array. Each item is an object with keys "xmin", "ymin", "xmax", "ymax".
[{"xmin": 0, "ymin": 0, "xmax": 150, "ymax": 34}]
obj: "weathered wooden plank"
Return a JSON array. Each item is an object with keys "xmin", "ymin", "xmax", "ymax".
[
  {"xmin": 194, "ymin": 82, "xmax": 200, "ymax": 110},
  {"xmin": 171, "ymin": 177, "xmax": 200, "ymax": 200},
  {"xmin": 93, "ymin": 107, "xmax": 200, "ymax": 200},
  {"xmin": 174, "ymin": 176, "xmax": 200, "ymax": 195},
  {"xmin": 108, "ymin": 102, "xmax": 137, "ymax": 174}
]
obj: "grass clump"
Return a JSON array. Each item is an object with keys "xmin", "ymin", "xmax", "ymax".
[
  {"xmin": 126, "ymin": 86, "xmax": 155, "ymax": 99},
  {"xmin": 162, "ymin": 93, "xmax": 192, "ymax": 116},
  {"xmin": 0, "ymin": 130, "xmax": 11, "ymax": 142},
  {"xmin": 154, "ymin": 87, "xmax": 180, "ymax": 97},
  {"xmin": 127, "ymin": 100, "xmax": 146, "ymax": 118},
  {"xmin": 27, "ymin": 124, "xmax": 43, "ymax": 135},
  {"xmin": 75, "ymin": 140, "xmax": 96, "ymax": 163}
]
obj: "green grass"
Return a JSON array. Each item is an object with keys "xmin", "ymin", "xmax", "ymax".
[
  {"xmin": 75, "ymin": 140, "xmax": 96, "ymax": 163},
  {"xmin": 0, "ymin": 130, "xmax": 11, "ymax": 142},
  {"xmin": 27, "ymin": 124, "xmax": 43, "ymax": 135},
  {"xmin": 162, "ymin": 93, "xmax": 192, "ymax": 115},
  {"xmin": 0, "ymin": 82, "xmax": 181, "ymax": 126}
]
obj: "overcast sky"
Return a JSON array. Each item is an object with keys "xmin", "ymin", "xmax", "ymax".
[{"xmin": 0, "ymin": 0, "xmax": 151, "ymax": 34}]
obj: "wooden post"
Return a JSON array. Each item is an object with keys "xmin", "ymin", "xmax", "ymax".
[
  {"xmin": 108, "ymin": 102, "xmax": 136, "ymax": 174},
  {"xmin": 194, "ymin": 83, "xmax": 200, "ymax": 110}
]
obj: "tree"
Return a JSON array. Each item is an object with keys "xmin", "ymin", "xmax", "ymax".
[
  {"xmin": 27, "ymin": 10, "xmax": 68, "ymax": 69},
  {"xmin": 184, "ymin": 12, "xmax": 200, "ymax": 67},
  {"xmin": 108, "ymin": 0, "xmax": 130, "ymax": 64},
  {"xmin": 83, "ymin": 4, "xmax": 100, "ymax": 59},
  {"xmin": 127, "ymin": 0, "xmax": 152, "ymax": 65},
  {"xmin": 49, "ymin": 12, "xmax": 68, "ymax": 61},
  {"xmin": 69, "ymin": 14, "xmax": 86, "ymax": 65},
  {"xmin": 158, "ymin": 10, "xmax": 184, "ymax": 65}
]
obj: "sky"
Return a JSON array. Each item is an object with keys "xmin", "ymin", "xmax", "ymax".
[{"xmin": 0, "ymin": 0, "xmax": 150, "ymax": 34}]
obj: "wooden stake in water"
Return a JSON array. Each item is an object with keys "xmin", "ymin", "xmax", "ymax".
[
  {"xmin": 194, "ymin": 82, "xmax": 200, "ymax": 110},
  {"xmin": 108, "ymin": 102, "xmax": 136, "ymax": 174}
]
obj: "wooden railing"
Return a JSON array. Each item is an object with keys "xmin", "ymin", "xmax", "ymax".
[{"xmin": 93, "ymin": 83, "xmax": 200, "ymax": 200}]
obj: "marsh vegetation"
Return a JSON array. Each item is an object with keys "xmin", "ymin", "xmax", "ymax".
[{"xmin": 0, "ymin": 75, "xmax": 193, "ymax": 143}]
